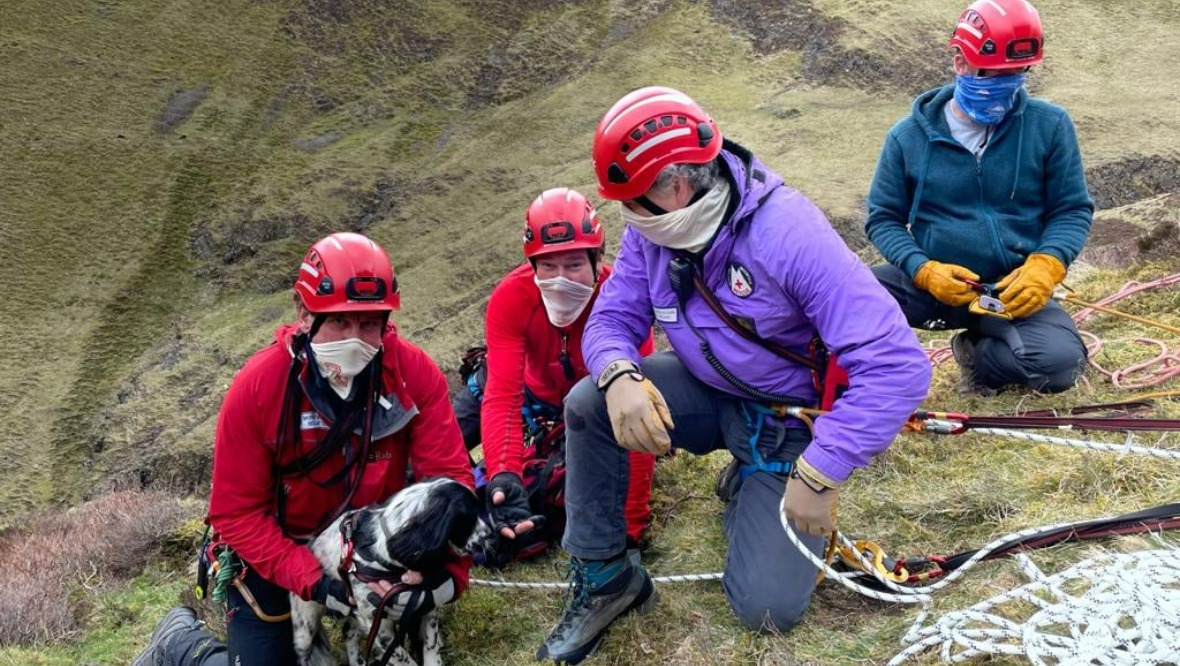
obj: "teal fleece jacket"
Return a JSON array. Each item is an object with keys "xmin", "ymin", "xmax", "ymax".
[{"xmin": 865, "ymin": 84, "xmax": 1093, "ymax": 283}]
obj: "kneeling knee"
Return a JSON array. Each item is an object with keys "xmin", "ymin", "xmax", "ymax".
[
  {"xmin": 564, "ymin": 376, "xmax": 604, "ymax": 428},
  {"xmin": 1031, "ymin": 355, "xmax": 1086, "ymax": 394},
  {"xmin": 731, "ymin": 598, "xmax": 809, "ymax": 633}
]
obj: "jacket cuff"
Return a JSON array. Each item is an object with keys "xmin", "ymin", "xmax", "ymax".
[
  {"xmin": 799, "ymin": 447, "xmax": 855, "ymax": 485},
  {"xmin": 1032, "ymin": 248, "xmax": 1069, "ymax": 269},
  {"xmin": 902, "ymin": 253, "xmax": 931, "ymax": 281}
]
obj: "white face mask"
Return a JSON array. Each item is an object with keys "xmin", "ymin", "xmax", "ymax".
[
  {"xmin": 309, "ymin": 338, "xmax": 379, "ymax": 399},
  {"xmin": 535, "ymin": 275, "xmax": 595, "ymax": 327},
  {"xmin": 619, "ymin": 181, "xmax": 731, "ymax": 253}
]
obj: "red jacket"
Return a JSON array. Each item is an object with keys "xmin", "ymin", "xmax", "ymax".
[
  {"xmin": 208, "ymin": 324, "xmax": 474, "ymax": 600},
  {"xmin": 480, "ymin": 264, "xmax": 655, "ymax": 540}
]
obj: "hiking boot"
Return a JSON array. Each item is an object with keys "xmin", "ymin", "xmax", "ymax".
[
  {"xmin": 131, "ymin": 606, "xmax": 203, "ymax": 666},
  {"xmin": 950, "ymin": 332, "xmax": 997, "ymax": 397},
  {"xmin": 715, "ymin": 456, "xmax": 741, "ymax": 504},
  {"xmin": 536, "ymin": 556, "xmax": 658, "ymax": 664}
]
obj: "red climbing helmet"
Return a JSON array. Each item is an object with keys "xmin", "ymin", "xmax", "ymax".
[
  {"xmin": 293, "ymin": 232, "xmax": 400, "ymax": 313},
  {"xmin": 949, "ymin": 0, "xmax": 1044, "ymax": 70},
  {"xmin": 523, "ymin": 188, "xmax": 604, "ymax": 260},
  {"xmin": 592, "ymin": 86, "xmax": 723, "ymax": 201}
]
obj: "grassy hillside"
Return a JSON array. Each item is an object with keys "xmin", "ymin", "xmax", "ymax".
[{"xmin": 3, "ymin": 0, "xmax": 1180, "ymax": 663}]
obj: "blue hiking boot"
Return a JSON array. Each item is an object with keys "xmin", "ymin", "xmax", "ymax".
[
  {"xmin": 131, "ymin": 606, "xmax": 203, "ymax": 666},
  {"xmin": 536, "ymin": 555, "xmax": 657, "ymax": 664}
]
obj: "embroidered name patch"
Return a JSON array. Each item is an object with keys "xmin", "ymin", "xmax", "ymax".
[
  {"xmin": 301, "ymin": 411, "xmax": 328, "ymax": 430},
  {"xmin": 728, "ymin": 263, "xmax": 754, "ymax": 298},
  {"xmin": 653, "ymin": 306, "xmax": 679, "ymax": 323}
]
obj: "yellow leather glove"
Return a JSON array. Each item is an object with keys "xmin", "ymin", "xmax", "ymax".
[
  {"xmin": 995, "ymin": 253, "xmax": 1066, "ymax": 319},
  {"xmin": 782, "ymin": 458, "xmax": 840, "ymax": 537},
  {"xmin": 913, "ymin": 261, "xmax": 980, "ymax": 307},
  {"xmin": 603, "ymin": 372, "xmax": 674, "ymax": 455}
]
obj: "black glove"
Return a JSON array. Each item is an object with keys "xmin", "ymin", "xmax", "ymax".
[
  {"xmin": 486, "ymin": 472, "xmax": 543, "ymax": 537},
  {"xmin": 312, "ymin": 575, "xmax": 354, "ymax": 618}
]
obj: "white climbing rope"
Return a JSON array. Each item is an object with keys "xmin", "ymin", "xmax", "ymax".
[
  {"xmin": 887, "ymin": 547, "xmax": 1180, "ymax": 665},
  {"xmin": 970, "ymin": 427, "xmax": 1180, "ymax": 460},
  {"xmin": 469, "ymin": 571, "xmax": 723, "ymax": 589}
]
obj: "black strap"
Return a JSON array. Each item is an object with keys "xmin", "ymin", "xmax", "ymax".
[
  {"xmin": 690, "ymin": 271, "xmax": 818, "ymax": 371},
  {"xmin": 367, "ymin": 585, "xmax": 426, "ymax": 666},
  {"xmin": 277, "ymin": 405, "xmax": 365, "ymax": 478},
  {"xmin": 274, "ymin": 348, "xmax": 380, "ymax": 540}
]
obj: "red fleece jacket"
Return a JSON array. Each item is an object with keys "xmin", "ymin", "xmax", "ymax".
[{"xmin": 208, "ymin": 324, "xmax": 474, "ymax": 600}]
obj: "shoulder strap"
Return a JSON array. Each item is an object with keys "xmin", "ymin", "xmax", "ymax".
[{"xmin": 690, "ymin": 271, "xmax": 818, "ymax": 371}]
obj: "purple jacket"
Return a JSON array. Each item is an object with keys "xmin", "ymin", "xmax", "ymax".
[{"xmin": 584, "ymin": 142, "xmax": 931, "ymax": 482}]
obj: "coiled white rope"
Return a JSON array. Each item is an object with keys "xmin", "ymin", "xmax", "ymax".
[{"xmin": 887, "ymin": 547, "xmax": 1180, "ymax": 665}]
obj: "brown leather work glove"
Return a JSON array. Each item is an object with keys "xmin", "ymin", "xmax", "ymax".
[
  {"xmin": 602, "ymin": 371, "xmax": 674, "ymax": 455},
  {"xmin": 782, "ymin": 458, "xmax": 840, "ymax": 537},
  {"xmin": 995, "ymin": 253, "xmax": 1066, "ymax": 319},
  {"xmin": 913, "ymin": 260, "xmax": 980, "ymax": 307}
]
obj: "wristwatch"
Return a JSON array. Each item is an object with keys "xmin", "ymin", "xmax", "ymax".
[{"xmin": 597, "ymin": 360, "xmax": 643, "ymax": 392}]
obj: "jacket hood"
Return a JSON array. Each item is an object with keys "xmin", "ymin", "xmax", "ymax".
[{"xmin": 721, "ymin": 139, "xmax": 784, "ymax": 224}]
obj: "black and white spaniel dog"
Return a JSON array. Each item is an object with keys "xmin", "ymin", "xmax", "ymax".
[{"xmin": 291, "ymin": 477, "xmax": 490, "ymax": 666}]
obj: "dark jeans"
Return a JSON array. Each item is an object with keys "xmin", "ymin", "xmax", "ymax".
[
  {"xmin": 169, "ymin": 569, "xmax": 297, "ymax": 665},
  {"xmin": 873, "ymin": 264, "xmax": 1086, "ymax": 392},
  {"xmin": 562, "ymin": 351, "xmax": 825, "ymax": 632}
]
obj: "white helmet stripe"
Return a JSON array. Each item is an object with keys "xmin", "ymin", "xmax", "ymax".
[
  {"xmin": 956, "ymin": 21, "xmax": 984, "ymax": 39},
  {"xmin": 601, "ymin": 93, "xmax": 696, "ymax": 138},
  {"xmin": 625, "ymin": 127, "xmax": 692, "ymax": 163},
  {"xmin": 300, "ymin": 262, "xmax": 319, "ymax": 278},
  {"xmin": 327, "ymin": 236, "xmax": 344, "ymax": 251}
]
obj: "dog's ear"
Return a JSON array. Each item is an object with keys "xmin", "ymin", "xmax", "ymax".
[{"xmin": 386, "ymin": 481, "xmax": 480, "ymax": 570}]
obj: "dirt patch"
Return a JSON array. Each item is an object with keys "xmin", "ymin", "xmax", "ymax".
[
  {"xmin": 1080, "ymin": 216, "xmax": 1141, "ymax": 269},
  {"xmin": 281, "ymin": 0, "xmax": 449, "ymax": 67},
  {"xmin": 1079, "ymin": 195, "xmax": 1180, "ymax": 270},
  {"xmin": 1137, "ymin": 219, "xmax": 1180, "ymax": 264},
  {"xmin": 1086, "ymin": 155, "xmax": 1180, "ymax": 210},
  {"xmin": 465, "ymin": 1, "xmax": 600, "ymax": 108},
  {"xmin": 709, "ymin": 0, "xmax": 944, "ymax": 94},
  {"xmin": 155, "ymin": 83, "xmax": 209, "ymax": 134},
  {"xmin": 190, "ymin": 176, "xmax": 403, "ymax": 292}
]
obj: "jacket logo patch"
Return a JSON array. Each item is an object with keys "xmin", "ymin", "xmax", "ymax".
[
  {"xmin": 301, "ymin": 411, "xmax": 328, "ymax": 430},
  {"xmin": 728, "ymin": 263, "xmax": 754, "ymax": 298}
]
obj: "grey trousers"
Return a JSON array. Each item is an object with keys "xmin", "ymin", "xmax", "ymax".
[
  {"xmin": 873, "ymin": 264, "xmax": 1086, "ymax": 393},
  {"xmin": 562, "ymin": 351, "xmax": 825, "ymax": 632}
]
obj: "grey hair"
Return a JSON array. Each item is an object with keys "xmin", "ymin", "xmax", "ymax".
[{"xmin": 648, "ymin": 159, "xmax": 722, "ymax": 196}]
